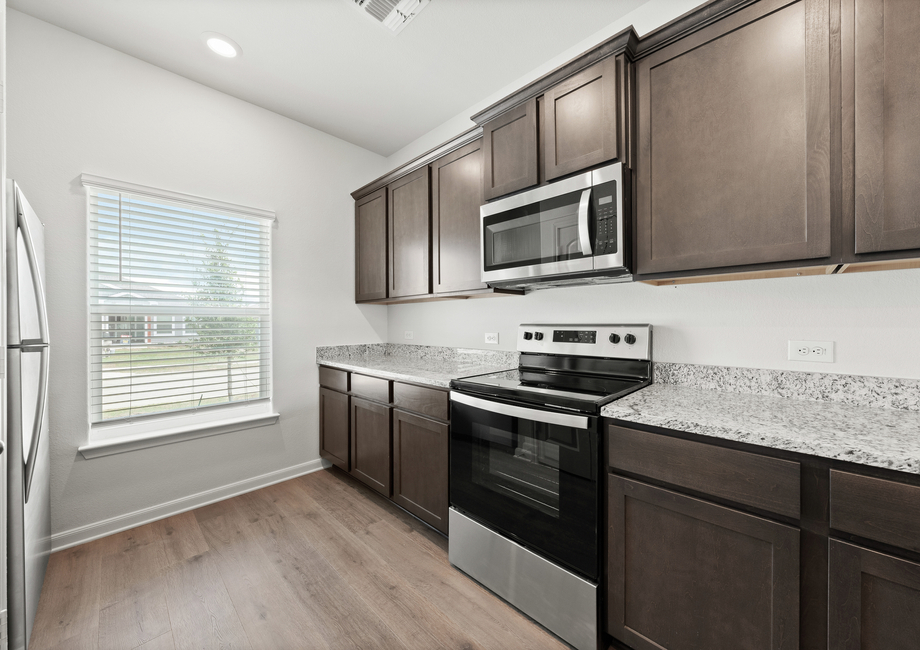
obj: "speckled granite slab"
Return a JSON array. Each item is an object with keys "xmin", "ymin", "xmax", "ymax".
[
  {"xmin": 316, "ymin": 344, "xmax": 518, "ymax": 388},
  {"xmin": 602, "ymin": 384, "xmax": 920, "ymax": 475},
  {"xmin": 655, "ymin": 362, "xmax": 920, "ymax": 411}
]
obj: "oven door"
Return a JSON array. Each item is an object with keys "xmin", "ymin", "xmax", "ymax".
[
  {"xmin": 449, "ymin": 391, "xmax": 599, "ymax": 580},
  {"xmin": 481, "ymin": 171, "xmax": 595, "ymax": 283}
]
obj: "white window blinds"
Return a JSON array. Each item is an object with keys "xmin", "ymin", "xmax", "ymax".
[{"xmin": 85, "ymin": 177, "xmax": 273, "ymax": 423}]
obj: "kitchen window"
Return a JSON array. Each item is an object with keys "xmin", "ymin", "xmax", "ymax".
[{"xmin": 82, "ymin": 175, "xmax": 277, "ymax": 455}]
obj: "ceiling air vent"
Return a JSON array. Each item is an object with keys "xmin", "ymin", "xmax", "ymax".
[{"xmin": 349, "ymin": 0, "xmax": 431, "ymax": 34}]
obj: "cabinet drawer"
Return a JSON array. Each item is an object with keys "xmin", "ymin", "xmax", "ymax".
[
  {"xmin": 393, "ymin": 382, "xmax": 449, "ymax": 421},
  {"xmin": 608, "ymin": 425, "xmax": 801, "ymax": 519},
  {"xmin": 351, "ymin": 373, "xmax": 391, "ymax": 404},
  {"xmin": 319, "ymin": 366, "xmax": 349, "ymax": 392},
  {"xmin": 830, "ymin": 470, "xmax": 920, "ymax": 553}
]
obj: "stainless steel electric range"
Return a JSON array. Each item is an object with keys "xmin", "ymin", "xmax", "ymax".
[{"xmin": 448, "ymin": 324, "xmax": 652, "ymax": 650}]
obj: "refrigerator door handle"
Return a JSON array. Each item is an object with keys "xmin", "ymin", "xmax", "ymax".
[
  {"xmin": 17, "ymin": 194, "xmax": 51, "ymax": 345},
  {"xmin": 23, "ymin": 344, "xmax": 50, "ymax": 503}
]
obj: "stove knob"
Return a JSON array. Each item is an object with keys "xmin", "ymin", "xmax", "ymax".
[
  {"xmin": 609, "ymin": 333, "xmax": 621, "ymax": 344},
  {"xmin": 534, "ymin": 332, "xmax": 544, "ymax": 341},
  {"xmin": 523, "ymin": 331, "xmax": 533, "ymax": 340},
  {"xmin": 624, "ymin": 333, "xmax": 637, "ymax": 345}
]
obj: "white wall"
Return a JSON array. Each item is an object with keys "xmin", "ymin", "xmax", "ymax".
[
  {"xmin": 7, "ymin": 10, "xmax": 388, "ymax": 540},
  {"xmin": 383, "ymin": 0, "xmax": 920, "ymax": 381}
]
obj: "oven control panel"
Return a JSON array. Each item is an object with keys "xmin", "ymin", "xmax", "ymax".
[{"xmin": 518, "ymin": 323, "xmax": 652, "ymax": 361}]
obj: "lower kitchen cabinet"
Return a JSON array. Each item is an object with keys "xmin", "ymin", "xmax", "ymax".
[
  {"xmin": 828, "ymin": 540, "xmax": 920, "ymax": 650},
  {"xmin": 392, "ymin": 409, "xmax": 449, "ymax": 534},
  {"xmin": 350, "ymin": 396, "xmax": 392, "ymax": 497},
  {"xmin": 607, "ymin": 475, "xmax": 800, "ymax": 650},
  {"xmin": 319, "ymin": 387, "xmax": 350, "ymax": 471}
]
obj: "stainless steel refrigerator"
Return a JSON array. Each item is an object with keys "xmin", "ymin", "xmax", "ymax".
[{"xmin": 2, "ymin": 180, "xmax": 51, "ymax": 650}]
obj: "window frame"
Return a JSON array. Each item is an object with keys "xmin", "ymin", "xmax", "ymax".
[{"xmin": 81, "ymin": 174, "xmax": 277, "ymax": 455}]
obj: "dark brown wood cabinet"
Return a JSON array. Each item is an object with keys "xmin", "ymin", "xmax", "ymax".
[
  {"xmin": 319, "ymin": 387, "xmax": 350, "ymax": 471},
  {"xmin": 482, "ymin": 98, "xmax": 538, "ymax": 201},
  {"xmin": 387, "ymin": 167, "xmax": 430, "ymax": 298},
  {"xmin": 635, "ymin": 0, "xmax": 832, "ymax": 276},
  {"xmin": 607, "ymin": 475, "xmax": 800, "ymax": 650},
  {"xmin": 430, "ymin": 139, "xmax": 487, "ymax": 294},
  {"xmin": 354, "ymin": 188, "xmax": 388, "ymax": 302},
  {"xmin": 350, "ymin": 396, "xmax": 392, "ymax": 497},
  {"xmin": 392, "ymin": 409, "xmax": 449, "ymax": 534},
  {"xmin": 829, "ymin": 540, "xmax": 920, "ymax": 650},
  {"xmin": 844, "ymin": 0, "xmax": 920, "ymax": 257},
  {"xmin": 543, "ymin": 55, "xmax": 623, "ymax": 181}
]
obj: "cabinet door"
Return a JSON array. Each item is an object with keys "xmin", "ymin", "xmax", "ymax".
[
  {"xmin": 350, "ymin": 396, "xmax": 391, "ymax": 497},
  {"xmin": 848, "ymin": 0, "xmax": 920, "ymax": 255},
  {"xmin": 319, "ymin": 387, "xmax": 349, "ymax": 471},
  {"xmin": 354, "ymin": 188, "xmax": 387, "ymax": 302},
  {"xmin": 635, "ymin": 0, "xmax": 831, "ymax": 275},
  {"xmin": 392, "ymin": 409, "xmax": 448, "ymax": 534},
  {"xmin": 829, "ymin": 540, "xmax": 920, "ymax": 650},
  {"xmin": 607, "ymin": 476, "xmax": 799, "ymax": 650},
  {"xmin": 388, "ymin": 167, "xmax": 430, "ymax": 298},
  {"xmin": 482, "ymin": 98, "xmax": 538, "ymax": 201},
  {"xmin": 543, "ymin": 56, "xmax": 621, "ymax": 181},
  {"xmin": 431, "ymin": 139, "xmax": 487, "ymax": 294}
]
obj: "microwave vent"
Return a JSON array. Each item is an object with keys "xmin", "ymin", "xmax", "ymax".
[{"xmin": 349, "ymin": 0, "xmax": 431, "ymax": 34}]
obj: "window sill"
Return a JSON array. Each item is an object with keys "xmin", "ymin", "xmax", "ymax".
[{"xmin": 78, "ymin": 411, "xmax": 280, "ymax": 460}]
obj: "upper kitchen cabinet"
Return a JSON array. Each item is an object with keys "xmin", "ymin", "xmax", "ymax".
[
  {"xmin": 543, "ymin": 55, "xmax": 629, "ymax": 181},
  {"xmin": 387, "ymin": 167, "xmax": 431, "ymax": 299},
  {"xmin": 634, "ymin": 0, "xmax": 832, "ymax": 277},
  {"xmin": 473, "ymin": 28, "xmax": 638, "ymax": 201},
  {"xmin": 354, "ymin": 187, "xmax": 387, "ymax": 302},
  {"xmin": 431, "ymin": 139, "xmax": 487, "ymax": 294},
  {"xmin": 843, "ymin": 0, "xmax": 920, "ymax": 259},
  {"xmin": 481, "ymin": 98, "xmax": 539, "ymax": 201}
]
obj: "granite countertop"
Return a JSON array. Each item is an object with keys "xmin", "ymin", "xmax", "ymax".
[
  {"xmin": 316, "ymin": 343, "xmax": 518, "ymax": 389},
  {"xmin": 602, "ymin": 382, "xmax": 920, "ymax": 475}
]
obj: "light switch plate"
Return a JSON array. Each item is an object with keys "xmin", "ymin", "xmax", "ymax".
[{"xmin": 788, "ymin": 340, "xmax": 834, "ymax": 363}]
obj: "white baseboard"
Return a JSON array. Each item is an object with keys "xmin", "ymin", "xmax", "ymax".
[{"xmin": 51, "ymin": 458, "xmax": 332, "ymax": 552}]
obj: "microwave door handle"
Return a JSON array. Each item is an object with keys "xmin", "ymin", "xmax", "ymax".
[
  {"xmin": 450, "ymin": 391, "xmax": 590, "ymax": 429},
  {"xmin": 577, "ymin": 189, "xmax": 592, "ymax": 256}
]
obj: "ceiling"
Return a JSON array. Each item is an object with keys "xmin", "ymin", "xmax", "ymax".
[{"xmin": 9, "ymin": 0, "xmax": 650, "ymax": 156}]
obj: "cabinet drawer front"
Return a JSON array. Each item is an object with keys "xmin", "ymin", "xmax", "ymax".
[
  {"xmin": 319, "ymin": 366, "xmax": 349, "ymax": 392},
  {"xmin": 608, "ymin": 425, "xmax": 801, "ymax": 519},
  {"xmin": 351, "ymin": 373, "xmax": 391, "ymax": 404},
  {"xmin": 607, "ymin": 476, "xmax": 800, "ymax": 650},
  {"xmin": 830, "ymin": 470, "xmax": 920, "ymax": 553},
  {"xmin": 393, "ymin": 382, "xmax": 449, "ymax": 421}
]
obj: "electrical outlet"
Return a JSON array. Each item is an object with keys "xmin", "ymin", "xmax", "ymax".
[
  {"xmin": 403, "ymin": 331, "xmax": 414, "ymax": 340},
  {"xmin": 484, "ymin": 332, "xmax": 499, "ymax": 345},
  {"xmin": 788, "ymin": 340, "xmax": 834, "ymax": 363}
]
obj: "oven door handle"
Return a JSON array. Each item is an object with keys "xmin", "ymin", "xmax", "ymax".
[
  {"xmin": 450, "ymin": 391, "xmax": 590, "ymax": 429},
  {"xmin": 577, "ymin": 188, "xmax": 593, "ymax": 256}
]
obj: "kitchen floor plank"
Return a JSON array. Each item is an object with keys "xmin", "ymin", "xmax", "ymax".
[
  {"xmin": 134, "ymin": 632, "xmax": 176, "ymax": 650},
  {"xmin": 163, "ymin": 552, "xmax": 252, "ymax": 650},
  {"xmin": 149, "ymin": 511, "xmax": 209, "ymax": 566},
  {"xmin": 30, "ymin": 469, "xmax": 570, "ymax": 650},
  {"xmin": 290, "ymin": 499, "xmax": 485, "ymax": 650},
  {"xmin": 197, "ymin": 511, "xmax": 331, "ymax": 649},
  {"xmin": 29, "ymin": 543, "xmax": 103, "ymax": 650},
  {"xmin": 248, "ymin": 512, "xmax": 407, "ymax": 650}
]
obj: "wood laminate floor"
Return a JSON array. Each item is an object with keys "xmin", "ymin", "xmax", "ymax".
[{"xmin": 29, "ymin": 468, "xmax": 571, "ymax": 650}]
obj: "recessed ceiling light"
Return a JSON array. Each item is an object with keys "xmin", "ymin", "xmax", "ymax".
[{"xmin": 200, "ymin": 32, "xmax": 241, "ymax": 58}]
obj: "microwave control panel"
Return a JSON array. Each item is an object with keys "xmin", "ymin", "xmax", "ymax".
[{"xmin": 593, "ymin": 179, "xmax": 618, "ymax": 255}]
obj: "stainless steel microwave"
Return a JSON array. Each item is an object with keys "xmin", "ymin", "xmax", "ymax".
[{"xmin": 480, "ymin": 162, "xmax": 629, "ymax": 288}]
